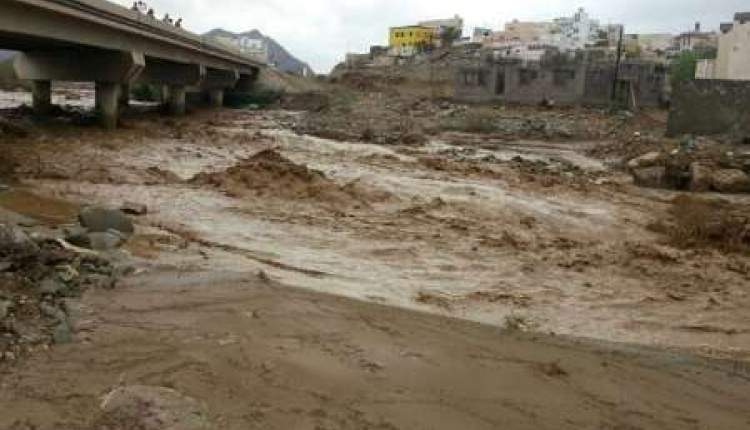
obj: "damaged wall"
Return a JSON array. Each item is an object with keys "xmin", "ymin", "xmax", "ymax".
[
  {"xmin": 667, "ymin": 79, "xmax": 750, "ymax": 141},
  {"xmin": 454, "ymin": 58, "xmax": 667, "ymax": 107}
]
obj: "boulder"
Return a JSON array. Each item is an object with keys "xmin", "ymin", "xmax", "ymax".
[
  {"xmin": 88, "ymin": 231, "xmax": 126, "ymax": 251},
  {"xmin": 712, "ymin": 169, "xmax": 750, "ymax": 193},
  {"xmin": 78, "ymin": 207, "xmax": 134, "ymax": 236},
  {"xmin": 38, "ymin": 278, "xmax": 68, "ymax": 296},
  {"xmin": 0, "ymin": 224, "xmax": 39, "ymax": 254},
  {"xmin": 0, "ymin": 300, "xmax": 11, "ymax": 320},
  {"xmin": 121, "ymin": 201, "xmax": 148, "ymax": 216},
  {"xmin": 632, "ymin": 166, "xmax": 667, "ymax": 189},
  {"xmin": 400, "ymin": 132, "xmax": 429, "ymax": 146},
  {"xmin": 52, "ymin": 321, "xmax": 73, "ymax": 344},
  {"xmin": 99, "ymin": 386, "xmax": 211, "ymax": 430},
  {"xmin": 627, "ymin": 152, "xmax": 662, "ymax": 170},
  {"xmin": 689, "ymin": 162, "xmax": 712, "ymax": 192}
]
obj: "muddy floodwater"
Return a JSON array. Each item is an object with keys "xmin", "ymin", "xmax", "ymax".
[{"xmin": 4, "ymin": 108, "xmax": 750, "ymax": 361}]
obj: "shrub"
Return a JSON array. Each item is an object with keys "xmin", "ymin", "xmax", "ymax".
[
  {"xmin": 442, "ymin": 109, "xmax": 497, "ymax": 133},
  {"xmin": 650, "ymin": 195, "xmax": 750, "ymax": 252}
]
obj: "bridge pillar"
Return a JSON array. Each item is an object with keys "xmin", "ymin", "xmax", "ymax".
[
  {"xmin": 119, "ymin": 84, "xmax": 130, "ymax": 108},
  {"xmin": 168, "ymin": 85, "xmax": 186, "ymax": 116},
  {"xmin": 95, "ymin": 82, "xmax": 120, "ymax": 129},
  {"xmin": 31, "ymin": 80, "xmax": 52, "ymax": 115},
  {"xmin": 208, "ymin": 89, "xmax": 224, "ymax": 108}
]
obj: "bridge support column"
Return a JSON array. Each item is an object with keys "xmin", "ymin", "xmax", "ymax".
[
  {"xmin": 95, "ymin": 82, "xmax": 120, "ymax": 129},
  {"xmin": 168, "ymin": 85, "xmax": 186, "ymax": 115},
  {"xmin": 119, "ymin": 84, "xmax": 130, "ymax": 108},
  {"xmin": 31, "ymin": 80, "xmax": 52, "ymax": 115},
  {"xmin": 208, "ymin": 89, "xmax": 224, "ymax": 108}
]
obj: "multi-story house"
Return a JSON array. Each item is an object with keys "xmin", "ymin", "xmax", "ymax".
[{"xmin": 696, "ymin": 12, "xmax": 750, "ymax": 80}]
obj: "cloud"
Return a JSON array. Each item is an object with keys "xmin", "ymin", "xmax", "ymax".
[{"xmin": 112, "ymin": 0, "xmax": 747, "ymax": 73}]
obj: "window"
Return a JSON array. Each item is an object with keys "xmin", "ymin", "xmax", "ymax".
[
  {"xmin": 553, "ymin": 69, "xmax": 576, "ymax": 86},
  {"xmin": 519, "ymin": 69, "xmax": 538, "ymax": 86}
]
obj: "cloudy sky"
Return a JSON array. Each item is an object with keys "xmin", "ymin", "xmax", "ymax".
[{"xmin": 112, "ymin": 0, "xmax": 747, "ymax": 72}]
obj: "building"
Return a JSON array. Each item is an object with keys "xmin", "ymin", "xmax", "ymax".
[
  {"xmin": 213, "ymin": 34, "xmax": 269, "ymax": 63},
  {"xmin": 454, "ymin": 54, "xmax": 668, "ymax": 108},
  {"xmin": 389, "ymin": 25, "xmax": 436, "ymax": 56},
  {"xmin": 554, "ymin": 7, "xmax": 603, "ymax": 50},
  {"xmin": 472, "ymin": 27, "xmax": 492, "ymax": 43},
  {"xmin": 502, "ymin": 21, "xmax": 557, "ymax": 44},
  {"xmin": 623, "ymin": 33, "xmax": 675, "ymax": 60},
  {"xmin": 675, "ymin": 23, "xmax": 718, "ymax": 52},
  {"xmin": 485, "ymin": 9, "xmax": 618, "ymax": 53},
  {"xmin": 696, "ymin": 13, "xmax": 750, "ymax": 80},
  {"xmin": 418, "ymin": 15, "xmax": 464, "ymax": 41}
]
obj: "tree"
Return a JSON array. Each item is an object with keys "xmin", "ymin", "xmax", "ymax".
[{"xmin": 670, "ymin": 48, "xmax": 717, "ymax": 86}]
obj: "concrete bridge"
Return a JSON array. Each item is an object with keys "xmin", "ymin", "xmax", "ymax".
[{"xmin": 0, "ymin": 0, "xmax": 264, "ymax": 127}]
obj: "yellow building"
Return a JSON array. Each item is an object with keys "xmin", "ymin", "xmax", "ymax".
[{"xmin": 389, "ymin": 25, "xmax": 436, "ymax": 54}]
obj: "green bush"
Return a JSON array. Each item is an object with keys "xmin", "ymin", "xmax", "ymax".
[
  {"xmin": 224, "ymin": 88, "xmax": 285, "ymax": 108},
  {"xmin": 131, "ymin": 84, "xmax": 158, "ymax": 102}
]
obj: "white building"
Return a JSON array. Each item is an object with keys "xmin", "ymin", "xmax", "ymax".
[
  {"xmin": 418, "ymin": 15, "xmax": 464, "ymax": 44},
  {"xmin": 697, "ymin": 13, "xmax": 750, "ymax": 80},
  {"xmin": 554, "ymin": 7, "xmax": 602, "ymax": 50},
  {"xmin": 215, "ymin": 35, "xmax": 269, "ymax": 63}
]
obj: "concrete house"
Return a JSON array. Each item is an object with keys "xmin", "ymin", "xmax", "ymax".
[
  {"xmin": 454, "ymin": 53, "xmax": 667, "ymax": 108},
  {"xmin": 696, "ymin": 12, "xmax": 750, "ymax": 80}
]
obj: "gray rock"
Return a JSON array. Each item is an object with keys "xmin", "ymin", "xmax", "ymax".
[
  {"xmin": 100, "ymin": 386, "xmax": 212, "ymax": 430},
  {"xmin": 87, "ymin": 231, "xmax": 126, "ymax": 251},
  {"xmin": 121, "ymin": 201, "xmax": 148, "ymax": 216},
  {"xmin": 39, "ymin": 302, "xmax": 68, "ymax": 323},
  {"xmin": 632, "ymin": 166, "xmax": 667, "ymax": 189},
  {"xmin": 38, "ymin": 278, "xmax": 67, "ymax": 296},
  {"xmin": 0, "ymin": 224, "xmax": 39, "ymax": 254},
  {"xmin": 78, "ymin": 207, "xmax": 134, "ymax": 236},
  {"xmin": 627, "ymin": 152, "xmax": 662, "ymax": 170},
  {"xmin": 712, "ymin": 169, "xmax": 750, "ymax": 193},
  {"xmin": 52, "ymin": 322, "xmax": 73, "ymax": 344},
  {"xmin": 0, "ymin": 300, "xmax": 11, "ymax": 319},
  {"xmin": 689, "ymin": 162, "xmax": 712, "ymax": 192}
]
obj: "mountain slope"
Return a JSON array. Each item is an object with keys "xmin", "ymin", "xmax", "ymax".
[{"xmin": 204, "ymin": 29, "xmax": 313, "ymax": 76}]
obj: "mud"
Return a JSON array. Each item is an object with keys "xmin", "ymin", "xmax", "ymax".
[{"xmin": 1, "ymin": 96, "xmax": 750, "ymax": 428}]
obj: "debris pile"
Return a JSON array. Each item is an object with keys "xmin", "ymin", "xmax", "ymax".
[
  {"xmin": 627, "ymin": 140, "xmax": 750, "ymax": 194},
  {"xmin": 0, "ymin": 222, "xmax": 121, "ymax": 363},
  {"xmin": 190, "ymin": 149, "xmax": 357, "ymax": 204}
]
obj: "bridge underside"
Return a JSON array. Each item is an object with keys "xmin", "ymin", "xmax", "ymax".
[{"xmin": 0, "ymin": 0, "xmax": 261, "ymax": 128}]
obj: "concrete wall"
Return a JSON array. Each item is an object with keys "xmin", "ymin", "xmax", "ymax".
[
  {"xmin": 455, "ymin": 59, "xmax": 667, "ymax": 107},
  {"xmin": 667, "ymin": 79, "xmax": 750, "ymax": 141},
  {"xmin": 715, "ymin": 19, "xmax": 750, "ymax": 80}
]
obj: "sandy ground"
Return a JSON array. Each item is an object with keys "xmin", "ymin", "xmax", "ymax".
[
  {"xmin": 2, "ymin": 270, "xmax": 750, "ymax": 429},
  {"xmin": 1, "ymin": 103, "xmax": 750, "ymax": 428}
]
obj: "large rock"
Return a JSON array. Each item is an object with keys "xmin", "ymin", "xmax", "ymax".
[
  {"xmin": 712, "ymin": 169, "xmax": 750, "ymax": 193},
  {"xmin": 632, "ymin": 166, "xmax": 667, "ymax": 189},
  {"xmin": 0, "ymin": 224, "xmax": 39, "ymax": 254},
  {"xmin": 99, "ymin": 386, "xmax": 211, "ymax": 430},
  {"xmin": 78, "ymin": 207, "xmax": 134, "ymax": 236},
  {"xmin": 627, "ymin": 152, "xmax": 662, "ymax": 170},
  {"xmin": 689, "ymin": 162, "xmax": 713, "ymax": 192}
]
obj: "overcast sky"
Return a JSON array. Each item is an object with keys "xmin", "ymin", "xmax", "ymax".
[{"xmin": 112, "ymin": 0, "xmax": 747, "ymax": 73}]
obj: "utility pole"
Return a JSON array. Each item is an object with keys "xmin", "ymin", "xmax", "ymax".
[{"xmin": 611, "ymin": 25, "xmax": 624, "ymax": 105}]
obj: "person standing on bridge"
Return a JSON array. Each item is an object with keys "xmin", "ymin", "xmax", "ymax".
[
  {"xmin": 163, "ymin": 14, "xmax": 173, "ymax": 25},
  {"xmin": 175, "ymin": 18, "xmax": 183, "ymax": 28}
]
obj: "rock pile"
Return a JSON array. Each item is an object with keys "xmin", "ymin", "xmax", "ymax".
[
  {"xmin": 0, "ymin": 208, "xmax": 133, "ymax": 362},
  {"xmin": 628, "ymin": 147, "xmax": 750, "ymax": 194}
]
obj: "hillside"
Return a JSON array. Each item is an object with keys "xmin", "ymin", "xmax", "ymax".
[{"xmin": 204, "ymin": 29, "xmax": 313, "ymax": 76}]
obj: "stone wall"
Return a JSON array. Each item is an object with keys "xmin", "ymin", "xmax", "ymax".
[
  {"xmin": 667, "ymin": 79, "xmax": 750, "ymax": 141},
  {"xmin": 454, "ymin": 59, "xmax": 667, "ymax": 107}
]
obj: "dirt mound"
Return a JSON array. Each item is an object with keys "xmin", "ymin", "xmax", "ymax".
[{"xmin": 191, "ymin": 149, "xmax": 355, "ymax": 204}]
